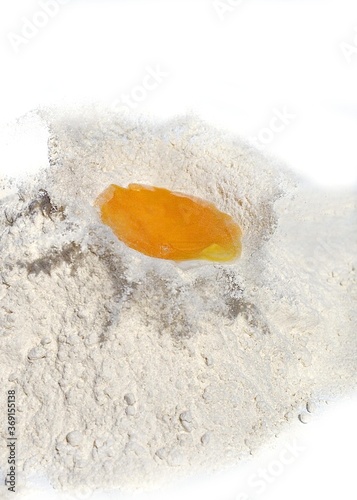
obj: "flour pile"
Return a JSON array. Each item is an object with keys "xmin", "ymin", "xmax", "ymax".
[{"xmin": 0, "ymin": 107, "xmax": 356, "ymax": 495}]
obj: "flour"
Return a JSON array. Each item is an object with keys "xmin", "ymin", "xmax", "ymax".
[{"xmin": 0, "ymin": 107, "xmax": 356, "ymax": 497}]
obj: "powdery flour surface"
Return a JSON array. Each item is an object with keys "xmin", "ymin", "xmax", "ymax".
[{"xmin": 0, "ymin": 107, "xmax": 356, "ymax": 495}]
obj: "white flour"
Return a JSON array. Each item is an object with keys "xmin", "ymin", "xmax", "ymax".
[{"xmin": 0, "ymin": 107, "xmax": 356, "ymax": 497}]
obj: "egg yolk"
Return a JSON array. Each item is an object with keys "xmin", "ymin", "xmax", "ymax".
[{"xmin": 95, "ymin": 184, "xmax": 242, "ymax": 262}]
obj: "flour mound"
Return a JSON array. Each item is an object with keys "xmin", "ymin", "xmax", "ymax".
[{"xmin": 0, "ymin": 107, "xmax": 356, "ymax": 494}]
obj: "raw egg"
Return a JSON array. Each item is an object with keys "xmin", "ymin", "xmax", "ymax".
[{"xmin": 95, "ymin": 184, "xmax": 242, "ymax": 262}]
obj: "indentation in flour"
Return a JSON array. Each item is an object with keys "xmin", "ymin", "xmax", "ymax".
[
  {"xmin": 28, "ymin": 189, "xmax": 65, "ymax": 219},
  {"xmin": 2, "ymin": 189, "xmax": 66, "ymax": 226},
  {"xmin": 87, "ymin": 246, "xmax": 133, "ymax": 305},
  {"xmin": 129, "ymin": 272, "xmax": 194, "ymax": 341},
  {"xmin": 23, "ymin": 242, "xmax": 82, "ymax": 276}
]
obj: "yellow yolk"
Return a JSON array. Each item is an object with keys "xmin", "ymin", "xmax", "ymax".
[{"xmin": 95, "ymin": 184, "xmax": 242, "ymax": 262}]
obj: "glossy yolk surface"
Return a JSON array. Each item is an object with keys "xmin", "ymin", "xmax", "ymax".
[{"xmin": 96, "ymin": 184, "xmax": 242, "ymax": 262}]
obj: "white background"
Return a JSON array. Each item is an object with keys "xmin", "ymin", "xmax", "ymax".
[{"xmin": 1, "ymin": 1, "xmax": 357, "ymax": 499}]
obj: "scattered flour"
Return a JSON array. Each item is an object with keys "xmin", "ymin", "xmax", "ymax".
[{"xmin": 0, "ymin": 107, "xmax": 356, "ymax": 496}]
